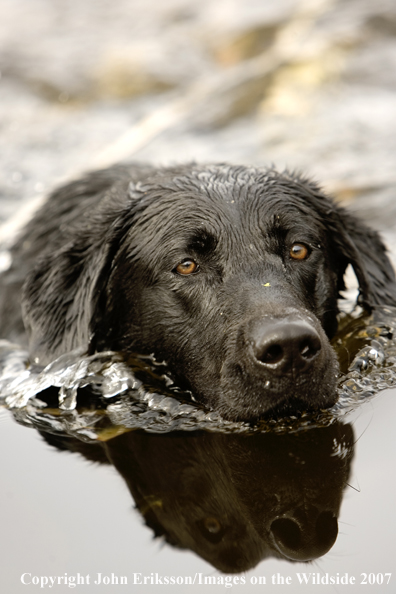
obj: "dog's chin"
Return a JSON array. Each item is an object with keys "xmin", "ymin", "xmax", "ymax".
[
  {"xmin": 208, "ymin": 386, "xmax": 339, "ymax": 423},
  {"xmin": 218, "ymin": 389, "xmax": 337, "ymax": 423},
  {"xmin": 191, "ymin": 358, "xmax": 340, "ymax": 423}
]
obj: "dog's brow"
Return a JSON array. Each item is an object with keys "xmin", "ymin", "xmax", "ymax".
[{"xmin": 187, "ymin": 230, "xmax": 218, "ymax": 254}]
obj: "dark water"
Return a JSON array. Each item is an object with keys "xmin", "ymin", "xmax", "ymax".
[{"xmin": 2, "ymin": 387, "xmax": 396, "ymax": 593}]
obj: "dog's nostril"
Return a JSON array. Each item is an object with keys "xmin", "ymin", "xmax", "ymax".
[
  {"xmin": 260, "ymin": 344, "xmax": 284, "ymax": 364},
  {"xmin": 300, "ymin": 338, "xmax": 321, "ymax": 359},
  {"xmin": 271, "ymin": 518, "xmax": 302, "ymax": 551},
  {"xmin": 271, "ymin": 511, "xmax": 338, "ymax": 561}
]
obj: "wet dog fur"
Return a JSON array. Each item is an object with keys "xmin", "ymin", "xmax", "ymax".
[{"xmin": 1, "ymin": 163, "xmax": 396, "ymax": 420}]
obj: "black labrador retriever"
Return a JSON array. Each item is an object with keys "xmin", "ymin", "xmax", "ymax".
[{"xmin": 1, "ymin": 163, "xmax": 395, "ymax": 421}]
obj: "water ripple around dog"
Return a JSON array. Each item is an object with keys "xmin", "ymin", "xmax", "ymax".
[{"xmin": 1, "ymin": 305, "xmax": 396, "ymax": 440}]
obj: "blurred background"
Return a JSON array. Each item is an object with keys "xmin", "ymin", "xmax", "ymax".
[{"xmin": 1, "ymin": 0, "xmax": 396, "ymax": 235}]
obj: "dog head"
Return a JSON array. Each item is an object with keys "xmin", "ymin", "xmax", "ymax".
[{"xmin": 23, "ymin": 164, "xmax": 396, "ymax": 421}]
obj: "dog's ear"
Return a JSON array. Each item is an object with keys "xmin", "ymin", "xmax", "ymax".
[
  {"xmin": 21, "ymin": 193, "xmax": 139, "ymax": 365},
  {"xmin": 20, "ymin": 169, "xmax": 153, "ymax": 364},
  {"xmin": 22, "ymin": 231, "xmax": 117, "ymax": 364},
  {"xmin": 329, "ymin": 205, "xmax": 396, "ymax": 308}
]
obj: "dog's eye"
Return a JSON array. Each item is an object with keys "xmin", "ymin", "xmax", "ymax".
[
  {"xmin": 289, "ymin": 243, "xmax": 310, "ymax": 260},
  {"xmin": 174, "ymin": 259, "xmax": 199, "ymax": 275},
  {"xmin": 203, "ymin": 517, "xmax": 222, "ymax": 534}
]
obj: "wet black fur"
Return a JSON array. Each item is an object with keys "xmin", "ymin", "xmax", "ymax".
[{"xmin": 1, "ymin": 163, "xmax": 396, "ymax": 420}]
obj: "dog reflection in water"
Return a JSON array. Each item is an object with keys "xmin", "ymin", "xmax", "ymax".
[{"xmin": 42, "ymin": 420, "xmax": 354, "ymax": 573}]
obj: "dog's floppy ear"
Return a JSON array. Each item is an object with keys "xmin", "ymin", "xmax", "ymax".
[
  {"xmin": 22, "ymin": 230, "xmax": 119, "ymax": 364},
  {"xmin": 21, "ymin": 184, "xmax": 141, "ymax": 365},
  {"xmin": 329, "ymin": 204, "xmax": 396, "ymax": 308}
]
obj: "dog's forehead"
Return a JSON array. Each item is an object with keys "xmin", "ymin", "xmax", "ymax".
[{"xmin": 128, "ymin": 166, "xmax": 328, "ymax": 239}]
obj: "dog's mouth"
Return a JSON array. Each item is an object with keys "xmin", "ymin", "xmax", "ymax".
[
  {"xmin": 212, "ymin": 384, "xmax": 339, "ymax": 423},
  {"xmin": 192, "ymin": 313, "xmax": 340, "ymax": 423},
  {"xmin": 183, "ymin": 348, "xmax": 340, "ymax": 423}
]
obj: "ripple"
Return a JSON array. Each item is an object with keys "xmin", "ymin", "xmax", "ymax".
[{"xmin": 2, "ymin": 306, "xmax": 396, "ymax": 439}]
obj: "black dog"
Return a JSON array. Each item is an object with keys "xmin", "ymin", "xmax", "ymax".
[{"xmin": 1, "ymin": 163, "xmax": 395, "ymax": 421}]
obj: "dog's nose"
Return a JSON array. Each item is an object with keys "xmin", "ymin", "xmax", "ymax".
[
  {"xmin": 251, "ymin": 319, "xmax": 322, "ymax": 373},
  {"xmin": 270, "ymin": 508, "xmax": 338, "ymax": 561}
]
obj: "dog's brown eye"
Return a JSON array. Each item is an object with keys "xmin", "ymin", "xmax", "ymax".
[
  {"xmin": 175, "ymin": 259, "xmax": 199, "ymax": 275},
  {"xmin": 203, "ymin": 517, "xmax": 222, "ymax": 534},
  {"xmin": 290, "ymin": 243, "xmax": 310, "ymax": 261}
]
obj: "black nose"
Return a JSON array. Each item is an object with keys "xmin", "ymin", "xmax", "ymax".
[
  {"xmin": 252, "ymin": 319, "xmax": 322, "ymax": 373},
  {"xmin": 271, "ymin": 509, "xmax": 338, "ymax": 561}
]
